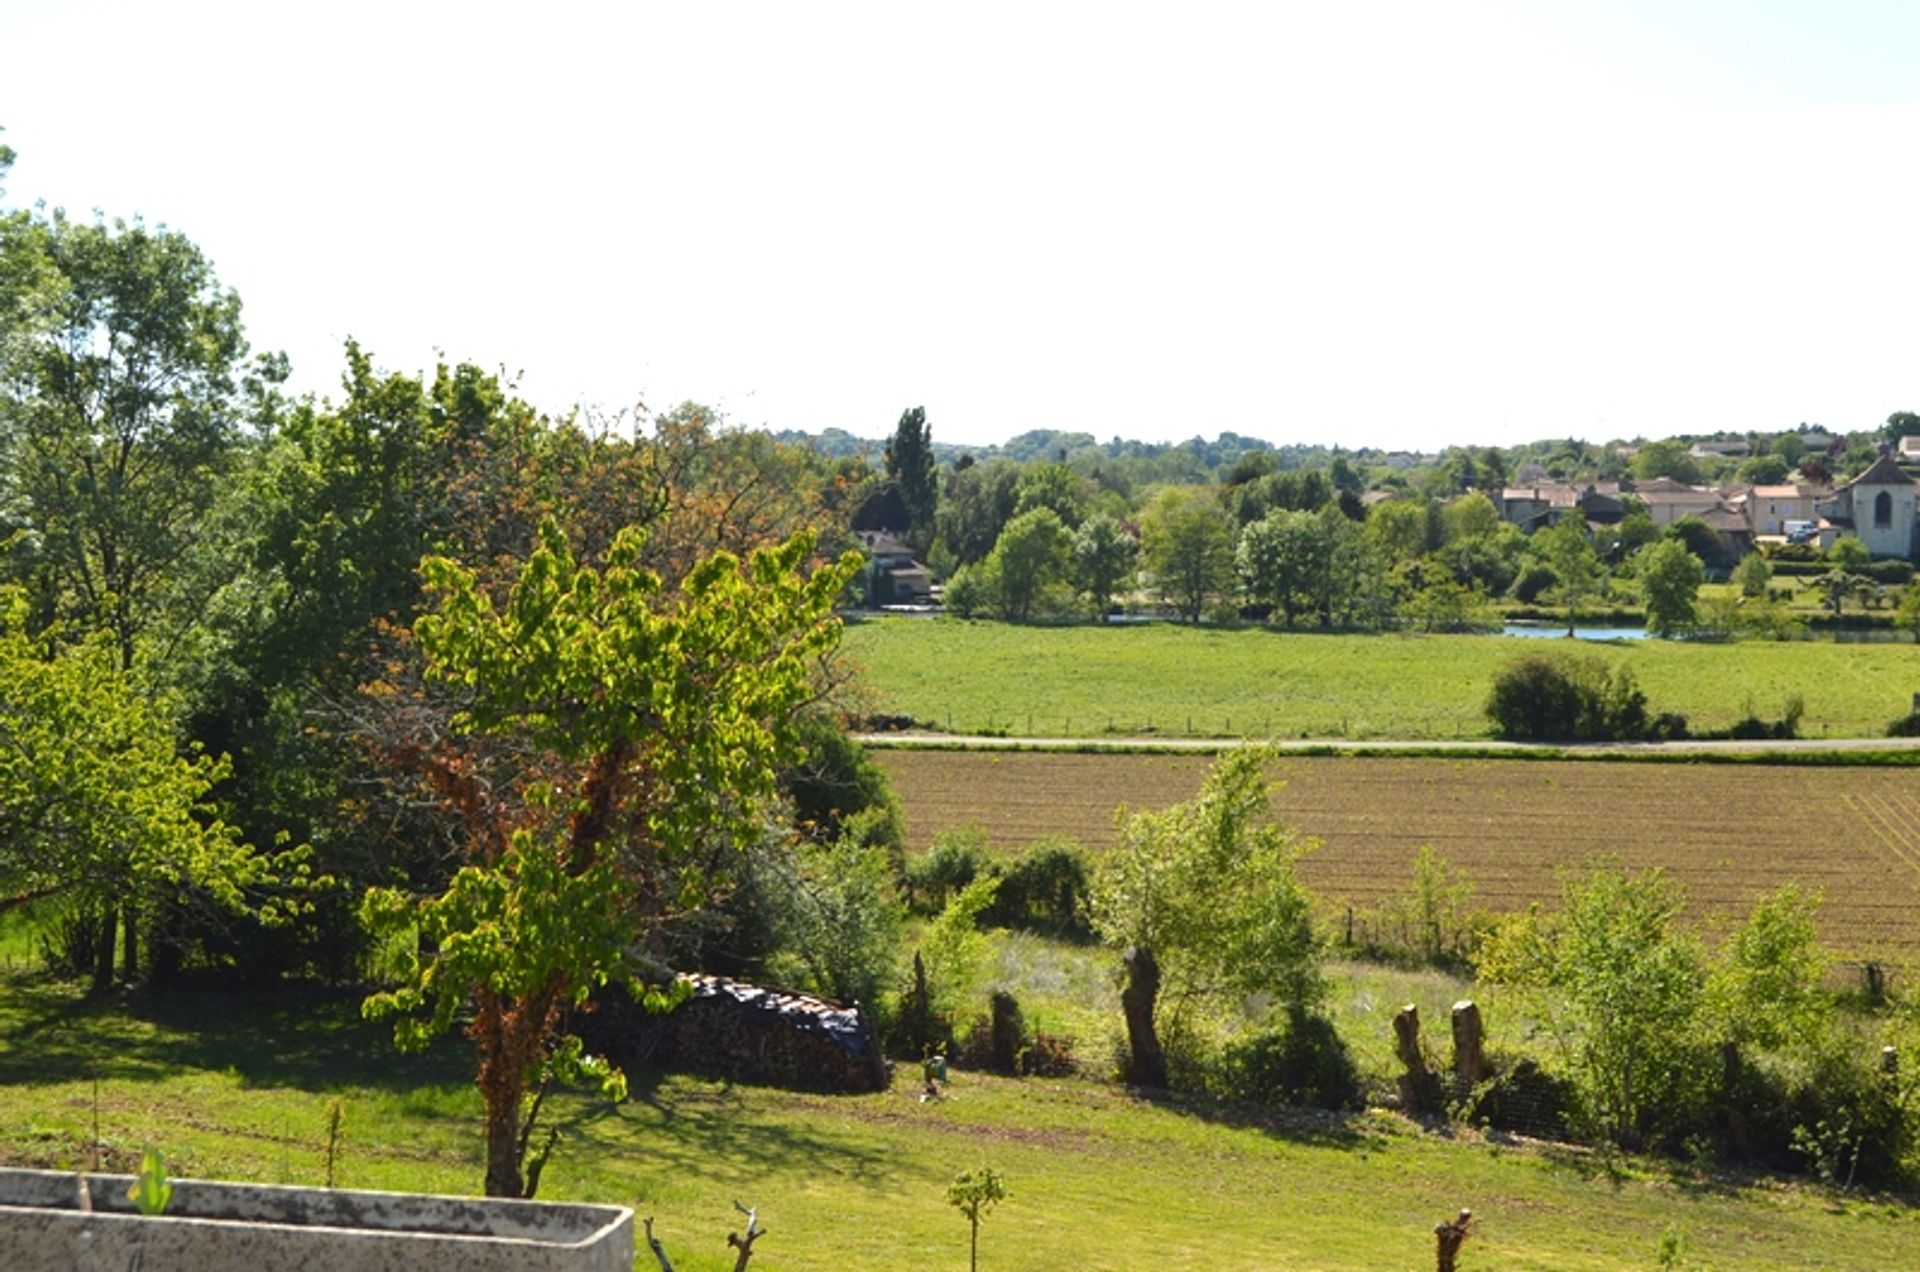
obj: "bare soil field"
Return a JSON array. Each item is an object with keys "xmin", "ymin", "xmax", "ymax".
[{"xmin": 874, "ymin": 750, "xmax": 1920, "ymax": 960}]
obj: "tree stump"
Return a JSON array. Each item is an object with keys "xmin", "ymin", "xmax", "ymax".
[
  {"xmin": 1394, "ymin": 1004, "xmax": 1441, "ymax": 1114},
  {"xmin": 1434, "ymin": 1208, "xmax": 1472, "ymax": 1272},
  {"xmin": 1450, "ymin": 1000, "xmax": 1487, "ymax": 1089}
]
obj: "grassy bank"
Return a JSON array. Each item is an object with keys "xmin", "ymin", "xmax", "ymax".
[
  {"xmin": 1, "ymin": 969, "xmax": 1916, "ymax": 1270},
  {"xmin": 842, "ymin": 617, "xmax": 1920, "ymax": 740}
]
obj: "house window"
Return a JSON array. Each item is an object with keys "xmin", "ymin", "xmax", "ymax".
[{"xmin": 1875, "ymin": 491, "xmax": 1893, "ymax": 529}]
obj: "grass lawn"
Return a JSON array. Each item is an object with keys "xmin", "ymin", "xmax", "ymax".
[
  {"xmin": 841, "ymin": 616, "xmax": 1920, "ymax": 739},
  {"xmin": 2, "ymin": 967, "xmax": 1916, "ymax": 1270}
]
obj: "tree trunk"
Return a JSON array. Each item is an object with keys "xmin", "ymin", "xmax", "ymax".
[
  {"xmin": 91, "ymin": 906, "xmax": 115, "ymax": 991},
  {"xmin": 483, "ymin": 1081, "xmax": 525, "ymax": 1199},
  {"xmin": 1120, "ymin": 945, "xmax": 1167, "ymax": 1089},
  {"xmin": 121, "ymin": 905, "xmax": 137, "ymax": 982}
]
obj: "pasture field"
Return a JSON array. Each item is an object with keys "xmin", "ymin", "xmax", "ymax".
[
  {"xmin": 840, "ymin": 616, "xmax": 1920, "ymax": 739},
  {"xmin": 874, "ymin": 750, "xmax": 1920, "ymax": 960},
  {"xmin": 1, "ymin": 972, "xmax": 1917, "ymax": 1270}
]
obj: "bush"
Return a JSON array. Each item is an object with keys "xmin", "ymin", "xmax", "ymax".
[
  {"xmin": 1511, "ymin": 562, "xmax": 1557, "ymax": 605},
  {"xmin": 1459, "ymin": 1056, "xmax": 1575, "ymax": 1142},
  {"xmin": 1217, "ymin": 1007, "xmax": 1363, "ymax": 1110},
  {"xmin": 1724, "ymin": 695, "xmax": 1804, "ymax": 741},
  {"xmin": 1887, "ymin": 712, "xmax": 1920, "ymax": 738},
  {"xmin": 907, "ymin": 829, "xmax": 994, "ymax": 914},
  {"xmin": 982, "ymin": 839, "xmax": 1093, "ymax": 939},
  {"xmin": 1484, "ymin": 651, "xmax": 1661, "ymax": 741},
  {"xmin": 1858, "ymin": 559, "xmax": 1916, "ymax": 586}
]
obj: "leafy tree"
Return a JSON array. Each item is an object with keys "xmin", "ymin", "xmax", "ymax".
[
  {"xmin": 1093, "ymin": 748, "xmax": 1322, "ymax": 1088},
  {"xmin": 935, "ymin": 458, "xmax": 1020, "ymax": 567},
  {"xmin": 1141, "ymin": 488, "xmax": 1235, "ymax": 622},
  {"xmin": 917, "ymin": 874, "xmax": 1000, "ymax": 1028},
  {"xmin": 1733, "ymin": 550, "xmax": 1772, "ymax": 598},
  {"xmin": 1013, "ymin": 461, "xmax": 1086, "ymax": 529},
  {"xmin": 758, "ymin": 831, "xmax": 903, "ymax": 1010},
  {"xmin": 946, "ymin": 1166, "xmax": 1008, "ymax": 1272},
  {"xmin": 1638, "ymin": 539, "xmax": 1704, "ymax": 637},
  {"xmin": 1882, "ymin": 410, "xmax": 1920, "ymax": 445},
  {"xmin": 0, "ymin": 205, "xmax": 274, "ymax": 675},
  {"xmin": 1611, "ymin": 509, "xmax": 1660, "ymax": 561},
  {"xmin": 1236, "ymin": 508, "xmax": 1325, "ymax": 628},
  {"xmin": 1364, "ymin": 497, "xmax": 1433, "ymax": 564},
  {"xmin": 1070, "ymin": 512, "xmax": 1138, "ymax": 618},
  {"xmin": 1706, "ymin": 885, "xmax": 1829, "ymax": 1060},
  {"xmin": 1737, "ymin": 454, "xmax": 1792, "ymax": 485},
  {"xmin": 0, "ymin": 587, "xmax": 291, "ymax": 987},
  {"xmin": 984, "ymin": 507, "xmax": 1069, "ymax": 622},
  {"xmin": 1827, "ymin": 536, "xmax": 1871, "ymax": 570},
  {"xmin": 1440, "ymin": 491, "xmax": 1501, "ymax": 543},
  {"xmin": 1478, "ymin": 864, "xmax": 1709, "ymax": 1146},
  {"xmin": 1540, "ymin": 518, "xmax": 1602, "ymax": 635},
  {"xmin": 884, "ymin": 406, "xmax": 937, "ymax": 549},
  {"xmin": 361, "ymin": 519, "xmax": 857, "ymax": 1198},
  {"xmin": 1664, "ymin": 516, "xmax": 1720, "ymax": 565},
  {"xmin": 1630, "ymin": 440, "xmax": 1704, "ymax": 485}
]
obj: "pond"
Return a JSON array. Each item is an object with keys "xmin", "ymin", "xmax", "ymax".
[{"xmin": 1501, "ymin": 622, "xmax": 1649, "ymax": 641}]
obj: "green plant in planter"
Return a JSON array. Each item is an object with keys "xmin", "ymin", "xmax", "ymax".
[{"xmin": 129, "ymin": 1147, "xmax": 172, "ymax": 1216}]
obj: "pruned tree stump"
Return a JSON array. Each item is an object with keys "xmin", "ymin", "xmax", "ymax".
[{"xmin": 1450, "ymin": 999, "xmax": 1487, "ymax": 1089}]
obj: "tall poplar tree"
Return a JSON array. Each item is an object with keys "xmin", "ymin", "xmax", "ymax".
[{"xmin": 884, "ymin": 405, "xmax": 937, "ymax": 551}]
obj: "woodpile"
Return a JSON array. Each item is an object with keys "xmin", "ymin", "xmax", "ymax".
[{"xmin": 581, "ymin": 975, "xmax": 890, "ymax": 1094}]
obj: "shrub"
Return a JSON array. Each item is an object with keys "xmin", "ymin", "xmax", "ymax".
[
  {"xmin": 907, "ymin": 828, "xmax": 994, "ymax": 914},
  {"xmin": 1217, "ymin": 1007, "xmax": 1363, "ymax": 1110},
  {"xmin": 1887, "ymin": 712, "xmax": 1920, "ymax": 738},
  {"xmin": 1511, "ymin": 562, "xmax": 1557, "ymax": 605},
  {"xmin": 982, "ymin": 839, "xmax": 1093, "ymax": 939},
  {"xmin": 1484, "ymin": 651, "xmax": 1656, "ymax": 741}
]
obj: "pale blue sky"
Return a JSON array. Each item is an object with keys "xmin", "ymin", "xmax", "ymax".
[{"xmin": 4, "ymin": 1, "xmax": 1919, "ymax": 452}]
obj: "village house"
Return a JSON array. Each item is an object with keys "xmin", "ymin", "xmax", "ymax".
[
  {"xmin": 1816, "ymin": 453, "xmax": 1920, "ymax": 560},
  {"xmin": 1737, "ymin": 483, "xmax": 1830, "ymax": 538},
  {"xmin": 1497, "ymin": 482, "xmax": 1624, "ymax": 532},
  {"xmin": 1623, "ymin": 476, "xmax": 1734, "ymax": 528},
  {"xmin": 854, "ymin": 531, "xmax": 935, "ymax": 606}
]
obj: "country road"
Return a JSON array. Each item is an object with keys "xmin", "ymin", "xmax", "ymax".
[{"xmin": 856, "ymin": 731, "xmax": 1920, "ymax": 757}]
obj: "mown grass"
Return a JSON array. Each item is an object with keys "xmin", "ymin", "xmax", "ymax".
[
  {"xmin": 3, "ymin": 966, "xmax": 1917, "ymax": 1269},
  {"xmin": 841, "ymin": 617, "xmax": 1920, "ymax": 740}
]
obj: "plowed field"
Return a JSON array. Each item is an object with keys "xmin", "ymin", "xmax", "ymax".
[{"xmin": 874, "ymin": 750, "xmax": 1920, "ymax": 959}]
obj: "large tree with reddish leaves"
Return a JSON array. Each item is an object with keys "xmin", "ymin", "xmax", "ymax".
[{"xmin": 362, "ymin": 518, "xmax": 858, "ymax": 1197}]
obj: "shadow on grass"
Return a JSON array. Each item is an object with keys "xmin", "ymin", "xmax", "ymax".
[
  {"xmin": 598, "ymin": 1069, "xmax": 892, "ymax": 1185},
  {"xmin": 0, "ymin": 972, "xmax": 469, "ymax": 1096},
  {"xmin": 1128, "ymin": 1085, "xmax": 1390, "ymax": 1153}
]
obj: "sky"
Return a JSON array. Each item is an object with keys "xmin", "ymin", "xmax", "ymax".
[{"xmin": 4, "ymin": 1, "xmax": 1920, "ymax": 453}]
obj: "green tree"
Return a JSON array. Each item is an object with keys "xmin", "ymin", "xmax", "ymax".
[
  {"xmin": 984, "ymin": 507, "xmax": 1069, "ymax": 622},
  {"xmin": 1478, "ymin": 864, "xmax": 1709, "ymax": 1145},
  {"xmin": 1364, "ymin": 496, "xmax": 1434, "ymax": 564},
  {"xmin": 1440, "ymin": 491, "xmax": 1501, "ymax": 543},
  {"xmin": 1638, "ymin": 539, "xmax": 1704, "ymax": 637},
  {"xmin": 1540, "ymin": 518, "xmax": 1602, "ymax": 635},
  {"xmin": 884, "ymin": 405, "xmax": 937, "ymax": 551},
  {"xmin": 1737, "ymin": 454, "xmax": 1792, "ymax": 485},
  {"xmin": 1896, "ymin": 582, "xmax": 1920, "ymax": 641},
  {"xmin": 0, "ymin": 587, "xmax": 290, "ymax": 987},
  {"xmin": 1142, "ymin": 488, "xmax": 1235, "ymax": 623},
  {"xmin": 946, "ymin": 1166, "xmax": 1008, "ymax": 1272},
  {"xmin": 1092, "ymin": 748, "xmax": 1322, "ymax": 1088},
  {"xmin": 1630, "ymin": 440, "xmax": 1704, "ymax": 485},
  {"xmin": 1827, "ymin": 536, "xmax": 1870, "ymax": 571},
  {"xmin": 1013, "ymin": 461, "xmax": 1086, "ymax": 528},
  {"xmin": 0, "ymin": 206, "xmax": 269, "ymax": 674},
  {"xmin": 361, "ymin": 519, "xmax": 858, "ymax": 1198},
  {"xmin": 1236, "ymin": 508, "xmax": 1325, "ymax": 629},
  {"xmin": 1732, "ymin": 550, "xmax": 1772, "ymax": 598},
  {"xmin": 1071, "ymin": 512, "xmax": 1138, "ymax": 618},
  {"xmin": 934, "ymin": 458, "xmax": 1020, "ymax": 567}
]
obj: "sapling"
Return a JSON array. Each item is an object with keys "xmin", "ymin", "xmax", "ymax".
[{"xmin": 946, "ymin": 1165, "xmax": 1007, "ymax": 1272}]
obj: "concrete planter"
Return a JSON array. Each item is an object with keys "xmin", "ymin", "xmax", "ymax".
[{"xmin": 0, "ymin": 1167, "xmax": 632, "ymax": 1271}]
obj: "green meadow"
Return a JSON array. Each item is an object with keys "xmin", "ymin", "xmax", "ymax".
[
  {"xmin": 841, "ymin": 617, "xmax": 1920, "ymax": 739},
  {"xmin": 3, "ymin": 959, "xmax": 1917, "ymax": 1271}
]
